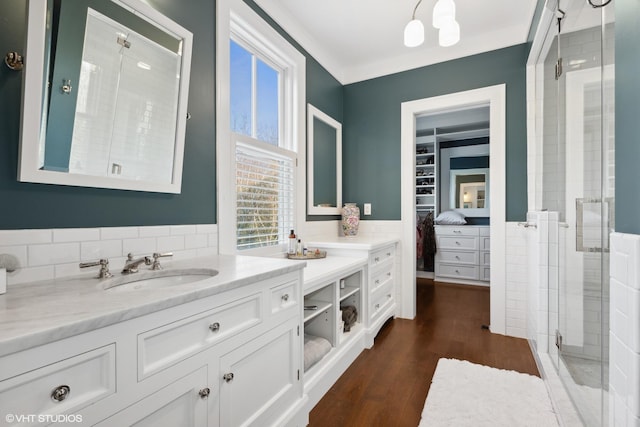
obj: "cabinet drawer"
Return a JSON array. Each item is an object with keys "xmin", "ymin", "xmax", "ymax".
[
  {"xmin": 481, "ymin": 236, "xmax": 490, "ymax": 251},
  {"xmin": 481, "ymin": 266, "xmax": 491, "ymax": 282},
  {"xmin": 138, "ymin": 293, "xmax": 262, "ymax": 380},
  {"xmin": 438, "ymin": 236, "xmax": 478, "ymax": 251},
  {"xmin": 0, "ymin": 345, "xmax": 115, "ymax": 421},
  {"xmin": 370, "ymin": 266, "xmax": 393, "ymax": 294},
  {"xmin": 435, "ymin": 226, "xmax": 479, "ymax": 236},
  {"xmin": 270, "ymin": 280, "xmax": 299, "ymax": 316},
  {"xmin": 480, "ymin": 251, "xmax": 490, "ymax": 266},
  {"xmin": 436, "ymin": 264, "xmax": 479, "ymax": 280},
  {"xmin": 437, "ymin": 250, "xmax": 478, "ymax": 265},
  {"xmin": 370, "ymin": 288, "xmax": 394, "ymax": 321},
  {"xmin": 370, "ymin": 245, "xmax": 395, "ymax": 268}
]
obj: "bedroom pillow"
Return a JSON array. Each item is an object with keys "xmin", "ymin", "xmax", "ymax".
[{"xmin": 435, "ymin": 210, "xmax": 467, "ymax": 225}]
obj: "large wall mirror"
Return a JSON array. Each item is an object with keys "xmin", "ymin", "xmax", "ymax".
[
  {"xmin": 307, "ymin": 104, "xmax": 342, "ymax": 215},
  {"xmin": 18, "ymin": 0, "xmax": 193, "ymax": 193},
  {"xmin": 440, "ymin": 143, "xmax": 490, "ymax": 217}
]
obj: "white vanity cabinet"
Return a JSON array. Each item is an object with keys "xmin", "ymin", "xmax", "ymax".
[
  {"xmin": 0, "ymin": 269, "xmax": 306, "ymax": 427},
  {"xmin": 307, "ymin": 238, "xmax": 398, "ymax": 348},
  {"xmin": 434, "ymin": 225, "xmax": 490, "ymax": 285}
]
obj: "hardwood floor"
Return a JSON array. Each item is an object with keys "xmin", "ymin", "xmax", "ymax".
[{"xmin": 308, "ymin": 278, "xmax": 539, "ymax": 427}]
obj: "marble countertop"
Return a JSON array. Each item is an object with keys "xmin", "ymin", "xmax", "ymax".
[
  {"xmin": 307, "ymin": 236, "xmax": 399, "ymax": 251},
  {"xmin": 0, "ymin": 254, "xmax": 305, "ymax": 358},
  {"xmin": 302, "ymin": 255, "xmax": 368, "ymax": 292}
]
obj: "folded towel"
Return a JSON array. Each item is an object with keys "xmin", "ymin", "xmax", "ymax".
[{"xmin": 304, "ymin": 334, "xmax": 332, "ymax": 371}]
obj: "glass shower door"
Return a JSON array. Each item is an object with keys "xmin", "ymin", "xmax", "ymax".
[{"xmin": 538, "ymin": 0, "xmax": 615, "ymax": 425}]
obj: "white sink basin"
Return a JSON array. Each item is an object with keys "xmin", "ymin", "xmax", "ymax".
[{"xmin": 102, "ymin": 268, "xmax": 218, "ymax": 291}]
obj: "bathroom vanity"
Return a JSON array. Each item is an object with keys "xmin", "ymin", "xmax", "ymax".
[{"xmin": 0, "ymin": 255, "xmax": 307, "ymax": 427}]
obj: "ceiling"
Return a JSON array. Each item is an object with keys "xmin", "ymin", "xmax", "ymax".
[{"xmin": 253, "ymin": 0, "xmax": 540, "ymax": 84}]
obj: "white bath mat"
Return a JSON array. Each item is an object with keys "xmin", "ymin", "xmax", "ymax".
[{"xmin": 419, "ymin": 358, "xmax": 559, "ymax": 427}]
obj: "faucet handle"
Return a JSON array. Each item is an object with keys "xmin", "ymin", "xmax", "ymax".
[
  {"xmin": 150, "ymin": 252, "xmax": 173, "ymax": 270},
  {"xmin": 79, "ymin": 259, "xmax": 113, "ymax": 279}
]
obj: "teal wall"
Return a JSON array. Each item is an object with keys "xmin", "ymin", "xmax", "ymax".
[
  {"xmin": 615, "ymin": 0, "xmax": 640, "ymax": 234},
  {"xmin": 342, "ymin": 44, "xmax": 529, "ymax": 221},
  {"xmin": 0, "ymin": 0, "xmax": 343, "ymax": 230}
]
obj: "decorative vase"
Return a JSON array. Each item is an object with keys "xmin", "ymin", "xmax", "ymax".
[{"xmin": 341, "ymin": 203, "xmax": 360, "ymax": 237}]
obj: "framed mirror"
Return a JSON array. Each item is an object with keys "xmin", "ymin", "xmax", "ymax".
[
  {"xmin": 307, "ymin": 104, "xmax": 342, "ymax": 215},
  {"xmin": 439, "ymin": 143, "xmax": 490, "ymax": 217},
  {"xmin": 18, "ymin": 0, "xmax": 193, "ymax": 193},
  {"xmin": 449, "ymin": 168, "xmax": 489, "ymax": 214}
]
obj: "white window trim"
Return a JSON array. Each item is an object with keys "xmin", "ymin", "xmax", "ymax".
[{"xmin": 216, "ymin": 0, "xmax": 306, "ymax": 255}]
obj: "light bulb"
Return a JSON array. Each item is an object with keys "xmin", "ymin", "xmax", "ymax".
[
  {"xmin": 439, "ymin": 19, "xmax": 460, "ymax": 47},
  {"xmin": 433, "ymin": 0, "xmax": 456, "ymax": 29},
  {"xmin": 404, "ymin": 19, "xmax": 425, "ymax": 47}
]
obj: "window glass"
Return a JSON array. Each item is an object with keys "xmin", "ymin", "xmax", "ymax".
[
  {"xmin": 230, "ymin": 39, "xmax": 252, "ymax": 136},
  {"xmin": 256, "ymin": 59, "xmax": 279, "ymax": 145}
]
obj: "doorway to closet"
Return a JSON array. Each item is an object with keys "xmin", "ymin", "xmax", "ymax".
[
  {"xmin": 400, "ymin": 85, "xmax": 507, "ymax": 334},
  {"xmin": 415, "ymin": 106, "xmax": 490, "ymax": 280}
]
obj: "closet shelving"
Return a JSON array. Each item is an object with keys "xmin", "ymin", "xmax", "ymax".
[{"xmin": 416, "ymin": 132, "xmax": 437, "ymax": 214}]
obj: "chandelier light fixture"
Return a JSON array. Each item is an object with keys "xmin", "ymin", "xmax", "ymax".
[
  {"xmin": 404, "ymin": 0, "xmax": 425, "ymax": 47},
  {"xmin": 404, "ymin": 0, "xmax": 460, "ymax": 48}
]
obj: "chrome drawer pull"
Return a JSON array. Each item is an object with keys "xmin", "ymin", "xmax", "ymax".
[
  {"xmin": 387, "ymin": 272, "xmax": 391, "ymax": 277},
  {"xmin": 223, "ymin": 373, "xmax": 234, "ymax": 383},
  {"xmin": 386, "ymin": 252, "xmax": 391, "ymax": 256},
  {"xmin": 199, "ymin": 388, "xmax": 210, "ymax": 399},
  {"xmin": 375, "ymin": 304, "xmax": 380, "ymax": 309},
  {"xmin": 209, "ymin": 322, "xmax": 220, "ymax": 332},
  {"xmin": 455, "ymin": 241, "xmax": 460, "ymax": 245},
  {"xmin": 374, "ymin": 257, "xmax": 380, "ymax": 262},
  {"xmin": 454, "ymin": 230, "xmax": 461, "ymax": 233},
  {"xmin": 375, "ymin": 279, "xmax": 380, "ymax": 284},
  {"xmin": 455, "ymin": 270, "xmax": 460, "ymax": 274},
  {"xmin": 51, "ymin": 385, "xmax": 70, "ymax": 402},
  {"xmin": 455, "ymin": 256, "xmax": 460, "ymax": 260},
  {"xmin": 281, "ymin": 293, "xmax": 289, "ymax": 302}
]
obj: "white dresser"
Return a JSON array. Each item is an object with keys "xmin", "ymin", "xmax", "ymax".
[{"xmin": 434, "ymin": 225, "xmax": 490, "ymax": 285}]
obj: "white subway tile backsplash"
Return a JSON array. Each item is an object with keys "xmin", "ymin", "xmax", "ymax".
[
  {"xmin": 81, "ymin": 240, "xmax": 123, "ymax": 261},
  {"xmin": 29, "ymin": 243, "xmax": 80, "ymax": 266},
  {"xmin": 53, "ymin": 228, "xmax": 100, "ymax": 243},
  {"xmin": 157, "ymin": 236, "xmax": 185, "ymax": 253},
  {"xmin": 100, "ymin": 227, "xmax": 139, "ymax": 240},
  {"xmin": 1, "ymin": 224, "xmax": 219, "ymax": 287},
  {"xmin": 185, "ymin": 234, "xmax": 207, "ymax": 249},
  {"xmin": 0, "ymin": 229, "xmax": 52, "ymax": 246},
  {"xmin": 122, "ymin": 238, "xmax": 157, "ymax": 256},
  {"xmin": 170, "ymin": 225, "xmax": 197, "ymax": 235},
  {"xmin": 139, "ymin": 226, "xmax": 171, "ymax": 238}
]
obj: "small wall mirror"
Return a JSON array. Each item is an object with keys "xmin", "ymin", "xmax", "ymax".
[
  {"xmin": 307, "ymin": 104, "xmax": 342, "ymax": 215},
  {"xmin": 450, "ymin": 168, "xmax": 489, "ymax": 212},
  {"xmin": 18, "ymin": 0, "xmax": 193, "ymax": 193},
  {"xmin": 440, "ymin": 143, "xmax": 490, "ymax": 217}
]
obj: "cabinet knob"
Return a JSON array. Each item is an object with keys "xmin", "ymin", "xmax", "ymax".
[
  {"xmin": 454, "ymin": 230, "xmax": 461, "ymax": 233},
  {"xmin": 281, "ymin": 293, "xmax": 289, "ymax": 302},
  {"xmin": 386, "ymin": 252, "xmax": 391, "ymax": 256},
  {"xmin": 375, "ymin": 279, "xmax": 380, "ymax": 285},
  {"xmin": 375, "ymin": 304, "xmax": 380, "ymax": 309},
  {"xmin": 374, "ymin": 257, "xmax": 380, "ymax": 262},
  {"xmin": 51, "ymin": 385, "xmax": 70, "ymax": 402},
  {"xmin": 387, "ymin": 272, "xmax": 391, "ymax": 277},
  {"xmin": 455, "ymin": 256, "xmax": 460, "ymax": 260},
  {"xmin": 199, "ymin": 387, "xmax": 210, "ymax": 399},
  {"xmin": 223, "ymin": 373, "xmax": 234, "ymax": 383},
  {"xmin": 209, "ymin": 322, "xmax": 220, "ymax": 332},
  {"xmin": 455, "ymin": 241, "xmax": 460, "ymax": 245},
  {"xmin": 455, "ymin": 270, "xmax": 460, "ymax": 274}
]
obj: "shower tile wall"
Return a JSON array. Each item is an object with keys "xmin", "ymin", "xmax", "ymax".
[
  {"xmin": 0, "ymin": 224, "xmax": 219, "ymax": 286},
  {"xmin": 609, "ymin": 232, "xmax": 640, "ymax": 426}
]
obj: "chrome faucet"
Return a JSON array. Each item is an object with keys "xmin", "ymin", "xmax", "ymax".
[{"xmin": 122, "ymin": 253, "xmax": 152, "ymax": 274}]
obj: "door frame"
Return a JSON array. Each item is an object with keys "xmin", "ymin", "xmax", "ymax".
[{"xmin": 400, "ymin": 84, "xmax": 507, "ymax": 334}]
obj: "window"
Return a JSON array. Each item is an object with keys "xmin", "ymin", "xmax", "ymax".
[{"xmin": 217, "ymin": 0, "xmax": 305, "ymax": 254}]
